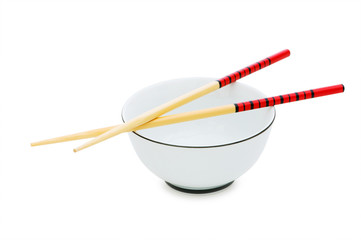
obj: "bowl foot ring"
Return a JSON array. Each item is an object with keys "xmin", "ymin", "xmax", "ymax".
[{"xmin": 165, "ymin": 181, "xmax": 234, "ymax": 194}]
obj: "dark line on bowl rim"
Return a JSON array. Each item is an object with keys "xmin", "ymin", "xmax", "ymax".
[{"xmin": 121, "ymin": 108, "xmax": 276, "ymax": 149}]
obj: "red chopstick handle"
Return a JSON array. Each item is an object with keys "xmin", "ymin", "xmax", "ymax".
[
  {"xmin": 234, "ymin": 84, "xmax": 345, "ymax": 112},
  {"xmin": 217, "ymin": 49, "xmax": 291, "ymax": 88}
]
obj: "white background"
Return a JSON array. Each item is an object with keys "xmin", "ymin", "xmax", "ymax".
[{"xmin": 1, "ymin": 0, "xmax": 360, "ymax": 239}]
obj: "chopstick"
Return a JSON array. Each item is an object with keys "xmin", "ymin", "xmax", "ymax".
[
  {"xmin": 31, "ymin": 84, "xmax": 344, "ymax": 147},
  {"xmin": 73, "ymin": 49, "xmax": 290, "ymax": 152},
  {"xmin": 31, "ymin": 125, "xmax": 117, "ymax": 146}
]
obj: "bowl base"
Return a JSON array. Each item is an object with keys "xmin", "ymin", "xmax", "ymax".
[{"xmin": 165, "ymin": 181, "xmax": 234, "ymax": 194}]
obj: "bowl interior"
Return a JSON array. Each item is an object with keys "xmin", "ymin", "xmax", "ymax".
[{"xmin": 122, "ymin": 78, "xmax": 275, "ymax": 147}]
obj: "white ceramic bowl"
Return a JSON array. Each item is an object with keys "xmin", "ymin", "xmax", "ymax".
[{"xmin": 122, "ymin": 78, "xmax": 275, "ymax": 193}]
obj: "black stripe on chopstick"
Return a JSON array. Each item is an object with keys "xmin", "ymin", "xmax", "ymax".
[
  {"xmin": 249, "ymin": 101, "xmax": 254, "ymax": 109},
  {"xmin": 247, "ymin": 67, "xmax": 252, "ymax": 75},
  {"xmin": 234, "ymin": 104, "xmax": 239, "ymax": 112},
  {"xmin": 257, "ymin": 62, "xmax": 262, "ymax": 69},
  {"xmin": 227, "ymin": 76, "xmax": 232, "ymax": 84},
  {"xmin": 237, "ymin": 71, "xmax": 242, "ymax": 78},
  {"xmin": 272, "ymin": 97, "xmax": 276, "ymax": 106},
  {"xmin": 279, "ymin": 95, "xmax": 284, "ymax": 104},
  {"xmin": 295, "ymin": 92, "xmax": 299, "ymax": 101}
]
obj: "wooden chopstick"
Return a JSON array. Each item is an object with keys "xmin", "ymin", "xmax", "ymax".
[
  {"xmin": 32, "ymin": 84, "xmax": 343, "ymax": 147},
  {"xmin": 31, "ymin": 125, "xmax": 117, "ymax": 146},
  {"xmin": 31, "ymin": 105, "xmax": 234, "ymax": 147},
  {"xmin": 72, "ymin": 49, "xmax": 290, "ymax": 152}
]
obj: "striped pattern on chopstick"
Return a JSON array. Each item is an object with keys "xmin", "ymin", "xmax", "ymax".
[
  {"xmin": 234, "ymin": 84, "xmax": 345, "ymax": 112},
  {"xmin": 217, "ymin": 50, "xmax": 289, "ymax": 88}
]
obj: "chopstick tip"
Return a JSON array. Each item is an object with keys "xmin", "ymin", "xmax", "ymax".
[{"xmin": 284, "ymin": 49, "xmax": 291, "ymax": 56}]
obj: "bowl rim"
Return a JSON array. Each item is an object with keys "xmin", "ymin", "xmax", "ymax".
[{"xmin": 121, "ymin": 109, "xmax": 276, "ymax": 149}]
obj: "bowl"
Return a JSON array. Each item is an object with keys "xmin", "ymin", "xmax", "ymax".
[{"xmin": 122, "ymin": 78, "xmax": 275, "ymax": 193}]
